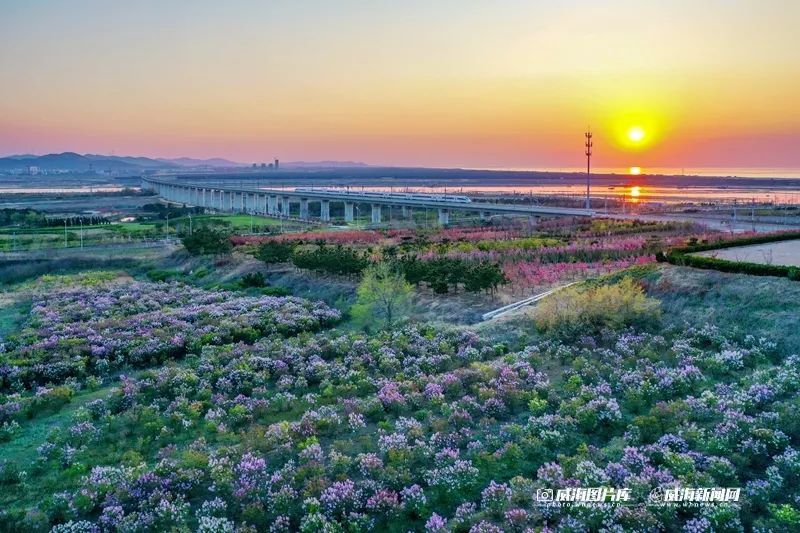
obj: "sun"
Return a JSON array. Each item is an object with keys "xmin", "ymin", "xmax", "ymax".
[
  {"xmin": 628, "ymin": 126, "xmax": 645, "ymax": 143},
  {"xmin": 629, "ymin": 166, "xmax": 641, "ymax": 175}
]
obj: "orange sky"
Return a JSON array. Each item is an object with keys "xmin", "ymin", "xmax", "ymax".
[{"xmin": 1, "ymin": 0, "xmax": 799, "ymax": 169}]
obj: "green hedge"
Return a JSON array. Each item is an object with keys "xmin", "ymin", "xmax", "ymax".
[{"xmin": 657, "ymin": 231, "xmax": 800, "ymax": 280}]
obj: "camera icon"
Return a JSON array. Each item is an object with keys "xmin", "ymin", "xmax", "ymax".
[{"xmin": 535, "ymin": 488, "xmax": 554, "ymax": 502}]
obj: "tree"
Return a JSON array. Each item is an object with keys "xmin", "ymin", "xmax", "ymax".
[
  {"xmin": 256, "ymin": 241, "xmax": 294, "ymax": 264},
  {"xmin": 351, "ymin": 262, "xmax": 412, "ymax": 329},
  {"xmin": 291, "ymin": 245, "xmax": 368, "ymax": 278},
  {"xmin": 181, "ymin": 227, "xmax": 232, "ymax": 255}
]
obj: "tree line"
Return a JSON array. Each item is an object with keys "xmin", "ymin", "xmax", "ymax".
[
  {"xmin": 255, "ymin": 241, "xmax": 507, "ymax": 294},
  {"xmin": 0, "ymin": 209, "xmax": 111, "ymax": 228}
]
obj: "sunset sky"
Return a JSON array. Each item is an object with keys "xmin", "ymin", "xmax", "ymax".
[{"xmin": 1, "ymin": 0, "xmax": 799, "ymax": 169}]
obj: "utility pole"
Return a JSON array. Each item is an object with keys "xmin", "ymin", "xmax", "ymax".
[{"xmin": 585, "ymin": 129, "xmax": 593, "ymax": 210}]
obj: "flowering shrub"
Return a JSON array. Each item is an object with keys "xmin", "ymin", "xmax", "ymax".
[
  {"xmin": 237, "ymin": 221, "xmax": 709, "ymax": 293},
  {"xmin": 1, "ymin": 277, "xmax": 796, "ymax": 531},
  {"xmin": 0, "ymin": 280, "xmax": 339, "ymax": 423}
]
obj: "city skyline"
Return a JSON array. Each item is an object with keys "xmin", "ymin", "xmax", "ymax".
[{"xmin": 2, "ymin": 0, "xmax": 799, "ymax": 169}]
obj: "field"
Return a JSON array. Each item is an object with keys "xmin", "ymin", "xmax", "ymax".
[
  {"xmin": 0, "ymin": 203, "xmax": 302, "ymax": 253},
  {"xmin": 695, "ymin": 239, "xmax": 800, "ymax": 267}
]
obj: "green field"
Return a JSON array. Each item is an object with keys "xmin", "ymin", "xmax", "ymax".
[{"xmin": 0, "ymin": 214, "xmax": 295, "ymax": 252}]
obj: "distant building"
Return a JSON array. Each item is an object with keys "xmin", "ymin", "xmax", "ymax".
[
  {"xmin": 28, "ymin": 165, "xmax": 39, "ymax": 175},
  {"xmin": 260, "ymin": 163, "xmax": 266, "ymax": 168},
  {"xmin": 268, "ymin": 163, "xmax": 274, "ymax": 169},
  {"xmin": 252, "ymin": 163, "xmax": 257, "ymax": 169},
  {"xmin": 274, "ymin": 158, "xmax": 279, "ymax": 170}
]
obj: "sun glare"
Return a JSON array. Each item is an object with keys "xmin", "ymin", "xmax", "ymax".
[
  {"xmin": 629, "ymin": 166, "xmax": 641, "ymax": 175},
  {"xmin": 630, "ymin": 185, "xmax": 641, "ymax": 198},
  {"xmin": 627, "ymin": 126, "xmax": 645, "ymax": 143}
]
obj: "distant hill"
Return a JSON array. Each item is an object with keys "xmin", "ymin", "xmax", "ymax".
[
  {"xmin": 0, "ymin": 153, "xmax": 366, "ymax": 173},
  {"xmin": 0, "ymin": 152, "xmax": 172, "ymax": 172}
]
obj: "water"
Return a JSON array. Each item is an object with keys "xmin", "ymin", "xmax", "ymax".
[
  {"xmin": 468, "ymin": 167, "xmax": 800, "ymax": 179},
  {"xmin": 0, "ymin": 186, "xmax": 126, "ymax": 194}
]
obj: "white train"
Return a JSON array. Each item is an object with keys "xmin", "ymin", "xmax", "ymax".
[{"xmin": 294, "ymin": 187, "xmax": 472, "ymax": 203}]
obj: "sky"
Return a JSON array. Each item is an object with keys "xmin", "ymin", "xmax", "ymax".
[{"xmin": 1, "ymin": 0, "xmax": 799, "ymax": 170}]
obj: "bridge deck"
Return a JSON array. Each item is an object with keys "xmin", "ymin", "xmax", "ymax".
[{"xmin": 141, "ymin": 177, "xmax": 595, "ymax": 218}]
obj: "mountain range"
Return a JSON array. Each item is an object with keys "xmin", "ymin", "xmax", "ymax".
[
  {"xmin": 0, "ymin": 153, "xmax": 245, "ymax": 172},
  {"xmin": 0, "ymin": 153, "xmax": 368, "ymax": 172}
]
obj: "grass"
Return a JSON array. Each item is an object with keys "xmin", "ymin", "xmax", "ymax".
[
  {"xmin": 636, "ymin": 264, "xmax": 800, "ymax": 354},
  {"xmin": 0, "ymin": 385, "xmax": 112, "ymax": 467},
  {"xmin": 0, "ymin": 214, "xmax": 290, "ymax": 252},
  {"xmin": 0, "ymin": 299, "xmax": 30, "ymax": 339}
]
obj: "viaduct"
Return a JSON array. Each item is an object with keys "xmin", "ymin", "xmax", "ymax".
[{"xmin": 141, "ymin": 177, "xmax": 595, "ymax": 225}]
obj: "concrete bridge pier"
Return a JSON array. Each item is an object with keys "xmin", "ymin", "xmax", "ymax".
[
  {"xmin": 281, "ymin": 196, "xmax": 291, "ymax": 217},
  {"xmin": 320, "ymin": 200, "xmax": 330, "ymax": 222},
  {"xmin": 300, "ymin": 198, "xmax": 309, "ymax": 220},
  {"xmin": 371, "ymin": 204, "xmax": 382, "ymax": 224},
  {"xmin": 402, "ymin": 206, "xmax": 412, "ymax": 219},
  {"xmin": 268, "ymin": 195, "xmax": 278, "ymax": 215},
  {"xmin": 344, "ymin": 202, "xmax": 355, "ymax": 222},
  {"xmin": 438, "ymin": 208, "xmax": 450, "ymax": 225}
]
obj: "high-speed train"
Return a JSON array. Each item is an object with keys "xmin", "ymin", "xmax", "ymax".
[{"xmin": 294, "ymin": 187, "xmax": 472, "ymax": 203}]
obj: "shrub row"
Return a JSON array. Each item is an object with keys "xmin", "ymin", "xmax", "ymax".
[{"xmin": 657, "ymin": 231, "xmax": 800, "ymax": 280}]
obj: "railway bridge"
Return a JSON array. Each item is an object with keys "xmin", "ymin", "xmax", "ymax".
[{"xmin": 141, "ymin": 177, "xmax": 595, "ymax": 224}]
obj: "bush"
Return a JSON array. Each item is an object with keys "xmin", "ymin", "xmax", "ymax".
[
  {"xmin": 147, "ymin": 269, "xmax": 181, "ymax": 282},
  {"xmin": 533, "ymin": 278, "xmax": 661, "ymax": 337},
  {"xmin": 240, "ymin": 272, "xmax": 266, "ymax": 288},
  {"xmin": 256, "ymin": 241, "xmax": 295, "ymax": 264},
  {"xmin": 260, "ymin": 286, "xmax": 292, "ymax": 296}
]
